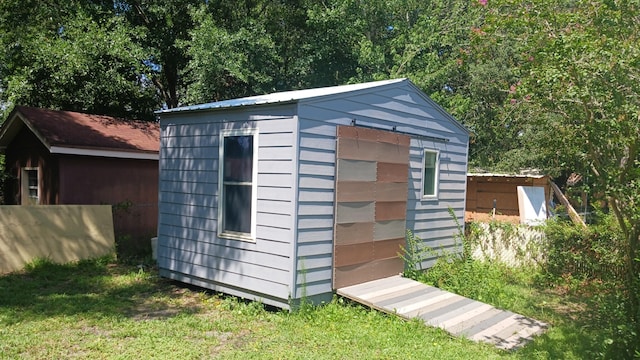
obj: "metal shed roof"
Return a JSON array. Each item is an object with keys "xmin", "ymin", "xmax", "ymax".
[
  {"xmin": 156, "ymin": 78, "xmax": 407, "ymax": 114},
  {"xmin": 467, "ymin": 172, "xmax": 547, "ymax": 179}
]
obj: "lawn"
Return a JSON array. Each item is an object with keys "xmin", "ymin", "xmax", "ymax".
[{"xmin": 0, "ymin": 256, "xmax": 604, "ymax": 359}]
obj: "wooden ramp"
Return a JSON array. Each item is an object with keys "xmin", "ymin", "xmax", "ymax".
[{"xmin": 337, "ymin": 275, "xmax": 547, "ymax": 350}]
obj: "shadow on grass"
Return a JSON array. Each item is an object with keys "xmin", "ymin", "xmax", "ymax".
[
  {"xmin": 512, "ymin": 323, "xmax": 605, "ymax": 359},
  {"xmin": 504, "ymin": 286, "xmax": 611, "ymax": 359},
  {"xmin": 0, "ymin": 257, "xmax": 181, "ymax": 325}
]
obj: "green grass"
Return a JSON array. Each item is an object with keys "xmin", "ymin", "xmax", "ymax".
[{"xmin": 0, "ymin": 257, "xmax": 607, "ymax": 359}]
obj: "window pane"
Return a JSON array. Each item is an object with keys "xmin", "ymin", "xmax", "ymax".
[
  {"xmin": 26, "ymin": 170, "xmax": 38, "ymax": 198},
  {"xmin": 223, "ymin": 184, "xmax": 252, "ymax": 233},
  {"xmin": 27, "ymin": 170, "xmax": 38, "ymax": 188},
  {"xmin": 223, "ymin": 136, "xmax": 253, "ymax": 182},
  {"xmin": 423, "ymin": 151, "xmax": 437, "ymax": 196}
]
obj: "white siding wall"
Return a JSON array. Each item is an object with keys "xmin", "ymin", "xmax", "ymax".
[
  {"xmin": 293, "ymin": 82, "xmax": 469, "ymax": 297},
  {"xmin": 158, "ymin": 108, "xmax": 298, "ymax": 308},
  {"xmin": 293, "ymin": 120, "xmax": 337, "ymax": 300},
  {"xmin": 406, "ymin": 137, "xmax": 468, "ymax": 268}
]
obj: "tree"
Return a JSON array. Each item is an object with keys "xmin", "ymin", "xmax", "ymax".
[
  {"xmin": 306, "ymin": 0, "xmax": 528, "ymax": 171},
  {"xmin": 120, "ymin": 0, "xmax": 201, "ymax": 109},
  {"xmin": 0, "ymin": 1, "xmax": 159, "ymax": 120},
  {"xmin": 484, "ymin": 0, "xmax": 640, "ymax": 355},
  {"xmin": 179, "ymin": 5, "xmax": 279, "ymax": 104}
]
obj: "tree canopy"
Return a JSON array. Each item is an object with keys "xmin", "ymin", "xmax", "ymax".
[
  {"xmin": 2, "ymin": 0, "xmax": 637, "ymax": 176},
  {"xmin": 482, "ymin": 3, "xmax": 640, "ymax": 352}
]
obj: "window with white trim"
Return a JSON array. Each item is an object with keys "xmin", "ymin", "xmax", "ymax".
[
  {"xmin": 218, "ymin": 129, "xmax": 258, "ymax": 241},
  {"xmin": 422, "ymin": 149, "xmax": 439, "ymax": 199},
  {"xmin": 22, "ymin": 167, "xmax": 40, "ymax": 205}
]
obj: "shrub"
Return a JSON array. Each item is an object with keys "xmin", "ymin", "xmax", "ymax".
[
  {"xmin": 542, "ymin": 213, "xmax": 625, "ymax": 286},
  {"xmin": 542, "ymin": 211, "xmax": 637, "ymax": 358},
  {"xmin": 400, "ymin": 210, "xmax": 529, "ymax": 309}
]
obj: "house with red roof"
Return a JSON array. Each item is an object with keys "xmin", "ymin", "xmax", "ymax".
[{"xmin": 0, "ymin": 106, "xmax": 159, "ymax": 253}]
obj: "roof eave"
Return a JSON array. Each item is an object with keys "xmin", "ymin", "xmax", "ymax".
[
  {"xmin": 155, "ymin": 99, "xmax": 299, "ymax": 115},
  {"xmin": 0, "ymin": 110, "xmax": 52, "ymax": 151},
  {"xmin": 467, "ymin": 172, "xmax": 547, "ymax": 179},
  {"xmin": 50, "ymin": 145, "xmax": 159, "ymax": 160},
  {"xmin": 156, "ymin": 79, "xmax": 408, "ymax": 115}
]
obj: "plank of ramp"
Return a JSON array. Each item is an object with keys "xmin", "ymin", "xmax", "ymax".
[
  {"xmin": 338, "ymin": 275, "xmax": 408, "ymax": 294},
  {"xmin": 496, "ymin": 322, "xmax": 547, "ymax": 350},
  {"xmin": 354, "ymin": 281, "xmax": 418, "ymax": 301},
  {"xmin": 458, "ymin": 310, "xmax": 516, "ymax": 338},
  {"xmin": 375, "ymin": 286, "xmax": 440, "ymax": 308},
  {"xmin": 427, "ymin": 301, "xmax": 491, "ymax": 328},
  {"xmin": 338, "ymin": 275, "xmax": 413, "ymax": 299},
  {"xmin": 469, "ymin": 314, "xmax": 523, "ymax": 342},
  {"xmin": 446, "ymin": 306, "xmax": 503, "ymax": 335},
  {"xmin": 366, "ymin": 282, "xmax": 429, "ymax": 304},
  {"xmin": 337, "ymin": 275, "xmax": 547, "ymax": 350},
  {"xmin": 403, "ymin": 291, "xmax": 464, "ymax": 319}
]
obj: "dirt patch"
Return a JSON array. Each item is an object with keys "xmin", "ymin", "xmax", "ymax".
[
  {"xmin": 128, "ymin": 282, "xmax": 203, "ymax": 321},
  {"xmin": 81, "ymin": 325, "xmax": 113, "ymax": 337},
  {"xmin": 540, "ymin": 287, "xmax": 589, "ymax": 323},
  {"xmin": 210, "ymin": 329, "xmax": 252, "ymax": 355},
  {"xmin": 129, "ymin": 302, "xmax": 183, "ymax": 321}
]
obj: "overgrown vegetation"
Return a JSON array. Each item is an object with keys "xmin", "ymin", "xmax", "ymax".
[
  {"xmin": 542, "ymin": 214, "xmax": 638, "ymax": 359},
  {"xmin": 401, "ymin": 210, "xmax": 640, "ymax": 359},
  {"xmin": 401, "ymin": 228, "xmax": 528, "ymax": 314}
]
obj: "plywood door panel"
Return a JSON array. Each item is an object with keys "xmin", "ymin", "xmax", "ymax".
[
  {"xmin": 334, "ymin": 242, "xmax": 374, "ymax": 267},
  {"xmin": 336, "ymin": 181, "xmax": 377, "ymax": 202},
  {"xmin": 336, "ymin": 159, "xmax": 377, "ymax": 181},
  {"xmin": 333, "ymin": 258, "xmax": 405, "ymax": 289},
  {"xmin": 377, "ymin": 163, "xmax": 410, "ymax": 182},
  {"xmin": 373, "ymin": 238, "xmax": 406, "ymax": 260},
  {"xmin": 334, "ymin": 222, "xmax": 375, "ymax": 245},
  {"xmin": 333, "ymin": 125, "xmax": 410, "ymax": 289},
  {"xmin": 375, "ymin": 182, "xmax": 409, "ymax": 202},
  {"xmin": 373, "ymin": 220, "xmax": 406, "ymax": 241},
  {"xmin": 335, "ymin": 201, "xmax": 375, "ymax": 224},
  {"xmin": 375, "ymin": 201, "xmax": 408, "ymax": 221}
]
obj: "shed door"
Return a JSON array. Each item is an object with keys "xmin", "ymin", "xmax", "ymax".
[{"xmin": 333, "ymin": 125, "xmax": 410, "ymax": 289}]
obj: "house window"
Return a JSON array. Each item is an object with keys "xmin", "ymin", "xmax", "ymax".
[
  {"xmin": 22, "ymin": 167, "xmax": 39, "ymax": 205},
  {"xmin": 422, "ymin": 149, "xmax": 439, "ymax": 199},
  {"xmin": 218, "ymin": 129, "xmax": 257, "ymax": 241}
]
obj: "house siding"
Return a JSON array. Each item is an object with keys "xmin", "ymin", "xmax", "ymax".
[
  {"xmin": 158, "ymin": 107, "xmax": 298, "ymax": 308},
  {"xmin": 292, "ymin": 81, "xmax": 469, "ymax": 298},
  {"xmin": 292, "ymin": 118, "xmax": 338, "ymax": 301},
  {"xmin": 57, "ymin": 155, "xmax": 158, "ymax": 244},
  {"xmin": 406, "ymin": 137, "xmax": 468, "ymax": 268}
]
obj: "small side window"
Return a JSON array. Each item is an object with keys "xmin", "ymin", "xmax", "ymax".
[
  {"xmin": 218, "ymin": 129, "xmax": 258, "ymax": 241},
  {"xmin": 422, "ymin": 149, "xmax": 439, "ymax": 199},
  {"xmin": 22, "ymin": 167, "xmax": 39, "ymax": 205}
]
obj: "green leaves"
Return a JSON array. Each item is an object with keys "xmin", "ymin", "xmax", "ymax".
[
  {"xmin": 0, "ymin": 1, "xmax": 159, "ymax": 120},
  {"xmin": 180, "ymin": 5, "xmax": 279, "ymax": 104},
  {"xmin": 482, "ymin": 1, "xmax": 640, "ymax": 354}
]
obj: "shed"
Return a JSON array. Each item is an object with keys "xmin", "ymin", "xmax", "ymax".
[
  {"xmin": 156, "ymin": 78, "xmax": 469, "ymax": 309},
  {"xmin": 0, "ymin": 106, "xmax": 159, "ymax": 250},
  {"xmin": 465, "ymin": 173, "xmax": 551, "ymax": 224}
]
